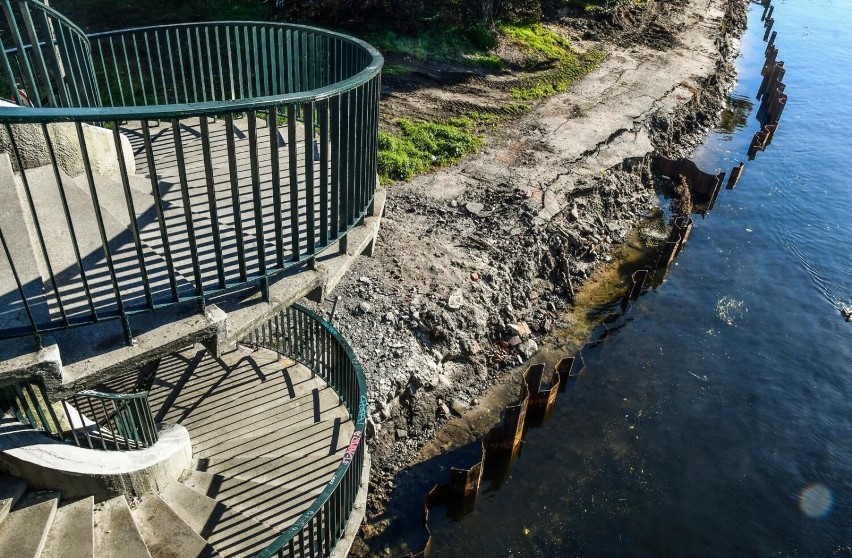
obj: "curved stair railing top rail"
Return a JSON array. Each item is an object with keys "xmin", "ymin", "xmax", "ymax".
[
  {"xmin": 241, "ymin": 303, "xmax": 367, "ymax": 558},
  {"xmin": 0, "ymin": 16, "xmax": 382, "ymax": 345},
  {"xmin": 0, "ymin": 380, "xmax": 158, "ymax": 450},
  {"xmin": 0, "ymin": 0, "xmax": 99, "ymax": 107}
]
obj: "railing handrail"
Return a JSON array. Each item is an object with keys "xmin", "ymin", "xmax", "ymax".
[
  {"xmin": 0, "ymin": 380, "xmax": 159, "ymax": 450},
  {"xmin": 246, "ymin": 303, "xmax": 368, "ymax": 558},
  {"xmin": 6, "ymin": 0, "xmax": 91, "ymax": 49},
  {"xmin": 77, "ymin": 388, "xmax": 151, "ymax": 401},
  {"xmin": 0, "ymin": 21, "xmax": 382, "ymax": 123}
]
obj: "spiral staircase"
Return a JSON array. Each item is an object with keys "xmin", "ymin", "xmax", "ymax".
[{"xmin": 0, "ymin": 1, "xmax": 381, "ymax": 556}]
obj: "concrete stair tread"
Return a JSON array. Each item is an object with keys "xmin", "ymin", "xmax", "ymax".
[
  {"xmin": 0, "ymin": 474, "xmax": 27, "ymax": 525},
  {"xmin": 131, "ymin": 493, "xmax": 219, "ymax": 558},
  {"xmin": 191, "ymin": 415, "xmax": 352, "ymax": 461},
  {"xmin": 159, "ymin": 481, "xmax": 279, "ymax": 558},
  {"xmin": 42, "ymin": 496, "xmax": 94, "ymax": 558},
  {"xmin": 180, "ymin": 467, "xmax": 344, "ymax": 531},
  {"xmin": 0, "ymin": 153, "xmax": 53, "ymax": 331},
  {"xmin": 0, "ymin": 489, "xmax": 59, "ymax": 558},
  {"xmin": 93, "ymin": 496, "xmax": 151, "ymax": 558}
]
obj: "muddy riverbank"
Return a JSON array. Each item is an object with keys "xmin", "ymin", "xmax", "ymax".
[{"xmin": 299, "ymin": 0, "xmax": 749, "ymax": 554}]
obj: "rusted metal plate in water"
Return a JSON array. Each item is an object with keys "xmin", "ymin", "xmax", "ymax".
[{"xmin": 727, "ymin": 162, "xmax": 745, "ymax": 189}]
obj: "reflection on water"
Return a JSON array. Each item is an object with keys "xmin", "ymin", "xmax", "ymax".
[
  {"xmin": 423, "ymin": 2, "xmax": 852, "ymax": 557},
  {"xmin": 717, "ymin": 94, "xmax": 754, "ymax": 136}
]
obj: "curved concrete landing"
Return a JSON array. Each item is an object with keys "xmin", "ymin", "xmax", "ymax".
[{"xmin": 0, "ymin": 422, "xmax": 191, "ymax": 500}]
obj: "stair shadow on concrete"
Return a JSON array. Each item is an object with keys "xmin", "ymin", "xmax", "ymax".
[{"xmin": 149, "ymin": 345, "xmax": 354, "ymax": 538}]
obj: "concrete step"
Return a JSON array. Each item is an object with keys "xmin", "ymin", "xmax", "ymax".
[
  {"xmin": 42, "ymin": 496, "xmax": 94, "ymax": 558},
  {"xmin": 18, "ymin": 164, "xmax": 182, "ymax": 315},
  {"xmin": 93, "ymin": 496, "xmax": 151, "ymax": 558},
  {"xmin": 0, "ymin": 153, "xmax": 52, "ymax": 331},
  {"xmin": 131, "ymin": 493, "xmax": 218, "ymax": 558},
  {"xmin": 191, "ymin": 415, "xmax": 352, "ymax": 461},
  {"xmin": 159, "ymin": 481, "xmax": 279, "ymax": 558},
  {"xmin": 0, "ymin": 489, "xmax": 59, "ymax": 558},
  {"xmin": 0, "ymin": 474, "xmax": 27, "ymax": 525},
  {"xmin": 181, "ymin": 466, "xmax": 342, "ymax": 532}
]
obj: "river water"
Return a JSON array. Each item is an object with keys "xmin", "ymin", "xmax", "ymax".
[{"xmin": 421, "ymin": 2, "xmax": 852, "ymax": 556}]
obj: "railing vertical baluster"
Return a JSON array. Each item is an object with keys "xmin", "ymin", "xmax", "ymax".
[
  {"xmin": 141, "ymin": 120, "xmax": 179, "ymax": 302},
  {"xmin": 76, "ymin": 121, "xmax": 128, "ymax": 331},
  {"xmin": 0, "ymin": 230, "xmax": 40, "ymax": 336},
  {"xmin": 224, "ymin": 114, "xmax": 248, "ymax": 281},
  {"xmin": 0, "ymin": 34, "xmax": 24, "ymax": 106},
  {"xmin": 131, "ymin": 34, "xmax": 147, "ymax": 104},
  {"xmin": 99, "ymin": 398, "xmax": 118, "ymax": 450},
  {"xmin": 286, "ymin": 104, "xmax": 300, "ymax": 261},
  {"xmin": 120, "ymin": 36, "xmax": 136, "ymax": 105},
  {"xmin": 6, "ymin": 123, "xmax": 69, "ymax": 326},
  {"xmin": 268, "ymin": 106, "xmax": 284, "ymax": 268},
  {"xmin": 347, "ymin": 87, "xmax": 357, "ymax": 227},
  {"xmin": 318, "ymin": 100, "xmax": 329, "ymax": 247},
  {"xmin": 234, "ymin": 26, "xmax": 244, "ymax": 100},
  {"xmin": 174, "ymin": 28, "xmax": 188, "ymax": 103},
  {"xmin": 193, "ymin": 27, "xmax": 206, "ymax": 102},
  {"xmin": 186, "ymin": 27, "xmax": 198, "ymax": 102},
  {"xmin": 354, "ymin": 83, "xmax": 365, "ymax": 223},
  {"xmin": 165, "ymin": 29, "xmax": 179, "ymax": 102},
  {"xmin": 269, "ymin": 28, "xmax": 278, "ymax": 96},
  {"xmin": 61, "ymin": 400, "xmax": 81, "ymax": 446},
  {"xmin": 17, "ymin": 1, "xmax": 55, "ymax": 106},
  {"xmin": 275, "ymin": 28, "xmax": 285, "ymax": 93},
  {"xmin": 2, "ymin": 0, "xmax": 40, "ymax": 106},
  {"xmin": 39, "ymin": 383, "xmax": 63, "ymax": 436},
  {"xmin": 260, "ymin": 26, "xmax": 268, "ymax": 96},
  {"xmin": 54, "ymin": 24, "xmax": 82, "ymax": 106},
  {"xmin": 155, "ymin": 30, "xmax": 167, "ymax": 103},
  {"xmin": 330, "ymin": 94, "xmax": 340, "ymax": 243},
  {"xmin": 251, "ymin": 26, "xmax": 260, "ymax": 97},
  {"xmin": 225, "ymin": 26, "xmax": 235, "ymax": 100},
  {"xmin": 72, "ymin": 396, "xmax": 96, "ymax": 449},
  {"xmin": 21, "ymin": 384, "xmax": 46, "ymax": 431},
  {"xmin": 39, "ymin": 10, "xmax": 70, "ymax": 107},
  {"xmin": 339, "ymin": 90, "xmax": 351, "ymax": 234},
  {"xmin": 143, "ymin": 32, "xmax": 158, "ymax": 105},
  {"xmin": 304, "ymin": 102, "xmax": 316, "ymax": 260},
  {"xmin": 71, "ymin": 33, "xmax": 93, "ymax": 106},
  {"xmin": 247, "ymin": 111, "xmax": 266, "ymax": 277},
  {"xmin": 292, "ymin": 29, "xmax": 301, "ymax": 94},
  {"xmin": 107, "ymin": 36, "xmax": 125, "ymax": 107},
  {"xmin": 199, "ymin": 117, "xmax": 226, "ymax": 289},
  {"xmin": 300, "ymin": 32, "xmax": 308, "ymax": 94},
  {"xmin": 214, "ymin": 26, "xmax": 224, "ymax": 101},
  {"xmin": 171, "ymin": 119, "xmax": 205, "ymax": 296},
  {"xmin": 285, "ymin": 29, "xmax": 293, "ymax": 94},
  {"xmin": 95, "ymin": 40, "xmax": 114, "ymax": 106},
  {"xmin": 204, "ymin": 27, "xmax": 214, "ymax": 101},
  {"xmin": 113, "ymin": 124, "xmax": 153, "ymax": 310}
]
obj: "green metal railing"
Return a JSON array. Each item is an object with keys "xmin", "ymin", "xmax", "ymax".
[
  {"xmin": 0, "ymin": 5, "xmax": 382, "ymax": 345},
  {"xmin": 0, "ymin": 0, "xmax": 98, "ymax": 107},
  {"xmin": 241, "ymin": 304, "xmax": 367, "ymax": 558},
  {"xmin": 0, "ymin": 380, "xmax": 158, "ymax": 450}
]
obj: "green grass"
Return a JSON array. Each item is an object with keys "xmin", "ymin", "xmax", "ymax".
[
  {"xmin": 382, "ymin": 64, "xmax": 413, "ymax": 76},
  {"xmin": 498, "ymin": 23, "xmax": 606, "ymax": 101},
  {"xmin": 498, "ymin": 23, "xmax": 576, "ymax": 62},
  {"xmin": 378, "ymin": 118, "xmax": 480, "ymax": 182},
  {"xmin": 367, "ymin": 29, "xmax": 504, "ymax": 70}
]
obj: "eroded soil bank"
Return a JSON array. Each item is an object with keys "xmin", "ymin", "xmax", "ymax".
[{"xmin": 300, "ymin": 0, "xmax": 749, "ymax": 554}]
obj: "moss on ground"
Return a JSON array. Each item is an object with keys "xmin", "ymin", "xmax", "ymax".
[
  {"xmin": 368, "ymin": 30, "xmax": 503, "ymax": 70},
  {"xmin": 498, "ymin": 23, "xmax": 606, "ymax": 100},
  {"xmin": 378, "ymin": 118, "xmax": 480, "ymax": 182}
]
